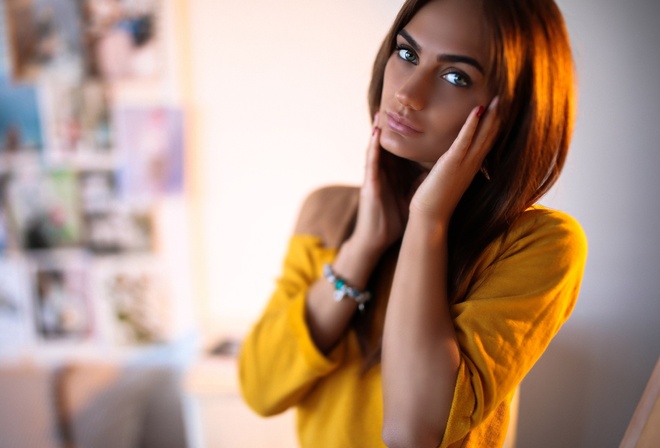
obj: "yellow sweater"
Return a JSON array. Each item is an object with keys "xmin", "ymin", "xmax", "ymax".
[{"xmin": 239, "ymin": 186, "xmax": 587, "ymax": 447}]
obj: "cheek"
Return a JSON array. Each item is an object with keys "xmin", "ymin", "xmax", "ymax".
[{"xmin": 426, "ymin": 105, "xmax": 472, "ymax": 152}]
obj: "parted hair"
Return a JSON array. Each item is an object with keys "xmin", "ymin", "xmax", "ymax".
[
  {"xmin": 367, "ymin": 0, "xmax": 576, "ymax": 303},
  {"xmin": 352, "ymin": 0, "xmax": 576, "ymax": 367}
]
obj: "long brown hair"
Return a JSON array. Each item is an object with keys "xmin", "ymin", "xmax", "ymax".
[{"xmin": 356, "ymin": 0, "xmax": 576, "ymax": 365}]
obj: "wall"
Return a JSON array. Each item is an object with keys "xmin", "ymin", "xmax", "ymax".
[
  {"xmin": 185, "ymin": 0, "xmax": 660, "ymax": 446},
  {"xmin": 519, "ymin": 0, "xmax": 660, "ymax": 446},
  {"xmin": 185, "ymin": 0, "xmax": 406, "ymax": 334}
]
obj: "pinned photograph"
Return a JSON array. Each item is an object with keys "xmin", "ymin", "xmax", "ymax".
[
  {"xmin": 116, "ymin": 107, "xmax": 184, "ymax": 204},
  {"xmin": 0, "ymin": 73, "xmax": 44, "ymax": 157},
  {"xmin": 6, "ymin": 168, "xmax": 83, "ymax": 249},
  {"xmin": 83, "ymin": 204, "xmax": 153, "ymax": 253},
  {"xmin": 0, "ymin": 257, "xmax": 32, "ymax": 356},
  {"xmin": 82, "ymin": 0, "xmax": 161, "ymax": 81},
  {"xmin": 92, "ymin": 255, "xmax": 173, "ymax": 345},
  {"xmin": 0, "ymin": 1, "xmax": 12, "ymax": 75},
  {"xmin": 79, "ymin": 169, "xmax": 116, "ymax": 214},
  {"xmin": 40, "ymin": 77, "xmax": 113, "ymax": 163},
  {"xmin": 0, "ymin": 208, "xmax": 9, "ymax": 253},
  {"xmin": 4, "ymin": 0, "xmax": 86, "ymax": 81},
  {"xmin": 30, "ymin": 250, "xmax": 92, "ymax": 341},
  {"xmin": 0, "ymin": 173, "xmax": 13, "ymax": 252}
]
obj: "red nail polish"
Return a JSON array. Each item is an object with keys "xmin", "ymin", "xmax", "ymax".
[
  {"xmin": 372, "ymin": 125, "xmax": 378, "ymax": 136},
  {"xmin": 476, "ymin": 106, "xmax": 485, "ymax": 118}
]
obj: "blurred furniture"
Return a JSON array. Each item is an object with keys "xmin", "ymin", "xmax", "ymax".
[
  {"xmin": 185, "ymin": 356, "xmax": 297, "ymax": 448},
  {"xmin": 620, "ymin": 357, "xmax": 660, "ymax": 448},
  {"xmin": 0, "ymin": 364, "xmax": 62, "ymax": 448},
  {"xmin": 0, "ymin": 362, "xmax": 188, "ymax": 448}
]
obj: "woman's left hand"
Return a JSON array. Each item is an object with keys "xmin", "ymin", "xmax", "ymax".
[{"xmin": 410, "ymin": 97, "xmax": 500, "ymax": 225}]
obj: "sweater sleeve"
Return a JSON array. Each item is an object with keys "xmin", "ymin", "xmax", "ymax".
[
  {"xmin": 238, "ymin": 186, "xmax": 358, "ymax": 417},
  {"xmin": 440, "ymin": 207, "xmax": 588, "ymax": 446}
]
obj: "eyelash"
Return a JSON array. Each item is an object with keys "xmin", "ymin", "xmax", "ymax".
[{"xmin": 394, "ymin": 44, "xmax": 472, "ymax": 88}]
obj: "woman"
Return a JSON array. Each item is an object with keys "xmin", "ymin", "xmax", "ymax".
[{"xmin": 239, "ymin": 0, "xmax": 587, "ymax": 446}]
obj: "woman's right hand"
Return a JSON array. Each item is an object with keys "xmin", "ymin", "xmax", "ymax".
[
  {"xmin": 305, "ymin": 115, "xmax": 410, "ymax": 352},
  {"xmin": 347, "ymin": 114, "xmax": 410, "ymax": 263}
]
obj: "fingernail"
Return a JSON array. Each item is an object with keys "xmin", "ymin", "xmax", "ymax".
[
  {"xmin": 372, "ymin": 112, "xmax": 379, "ymax": 135},
  {"xmin": 476, "ymin": 106, "xmax": 485, "ymax": 118}
]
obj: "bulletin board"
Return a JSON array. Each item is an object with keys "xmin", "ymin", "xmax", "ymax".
[{"xmin": 0, "ymin": 0, "xmax": 194, "ymax": 361}]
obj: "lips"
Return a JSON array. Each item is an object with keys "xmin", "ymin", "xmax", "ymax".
[{"xmin": 385, "ymin": 112, "xmax": 422, "ymax": 136}]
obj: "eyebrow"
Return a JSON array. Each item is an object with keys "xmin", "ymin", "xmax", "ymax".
[{"xmin": 398, "ymin": 29, "xmax": 485, "ymax": 74}]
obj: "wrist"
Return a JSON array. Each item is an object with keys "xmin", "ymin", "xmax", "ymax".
[
  {"xmin": 323, "ymin": 264, "xmax": 372, "ymax": 312},
  {"xmin": 405, "ymin": 213, "xmax": 450, "ymax": 246},
  {"xmin": 331, "ymin": 237, "xmax": 382, "ymax": 290}
]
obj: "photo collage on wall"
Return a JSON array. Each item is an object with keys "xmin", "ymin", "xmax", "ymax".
[{"xmin": 0, "ymin": 0, "xmax": 185, "ymax": 355}]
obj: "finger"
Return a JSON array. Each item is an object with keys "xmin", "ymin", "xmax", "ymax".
[
  {"xmin": 364, "ymin": 113, "xmax": 381, "ymax": 185},
  {"xmin": 436, "ymin": 105, "xmax": 483, "ymax": 169},
  {"xmin": 417, "ymin": 101, "xmax": 492, "ymax": 196},
  {"xmin": 466, "ymin": 96, "xmax": 501, "ymax": 164}
]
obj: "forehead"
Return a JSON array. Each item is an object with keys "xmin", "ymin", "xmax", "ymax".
[{"xmin": 403, "ymin": 0, "xmax": 488, "ymax": 63}]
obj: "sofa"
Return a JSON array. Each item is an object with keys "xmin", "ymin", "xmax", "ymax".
[{"xmin": 0, "ymin": 362, "xmax": 188, "ymax": 448}]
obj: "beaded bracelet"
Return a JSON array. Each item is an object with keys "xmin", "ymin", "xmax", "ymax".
[{"xmin": 323, "ymin": 264, "xmax": 371, "ymax": 311}]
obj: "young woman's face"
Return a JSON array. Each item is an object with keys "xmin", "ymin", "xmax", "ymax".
[{"xmin": 379, "ymin": 0, "xmax": 492, "ymax": 168}]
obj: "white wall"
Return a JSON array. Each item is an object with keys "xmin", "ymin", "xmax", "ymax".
[
  {"xmin": 186, "ymin": 0, "xmax": 660, "ymax": 446},
  {"xmin": 186, "ymin": 0, "xmax": 406, "ymax": 330}
]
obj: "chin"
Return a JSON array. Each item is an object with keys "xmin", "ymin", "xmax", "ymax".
[
  {"xmin": 380, "ymin": 140, "xmax": 435, "ymax": 169},
  {"xmin": 380, "ymin": 130, "xmax": 441, "ymax": 166}
]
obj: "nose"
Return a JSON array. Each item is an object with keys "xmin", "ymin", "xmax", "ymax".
[{"xmin": 395, "ymin": 70, "xmax": 431, "ymax": 111}]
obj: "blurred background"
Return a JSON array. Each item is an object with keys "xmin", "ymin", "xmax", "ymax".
[{"xmin": 0, "ymin": 0, "xmax": 658, "ymax": 447}]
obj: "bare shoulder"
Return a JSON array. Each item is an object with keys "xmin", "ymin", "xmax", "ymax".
[{"xmin": 293, "ymin": 185, "xmax": 359, "ymax": 248}]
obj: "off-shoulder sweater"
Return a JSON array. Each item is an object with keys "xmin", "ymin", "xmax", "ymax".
[{"xmin": 239, "ymin": 186, "xmax": 587, "ymax": 447}]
